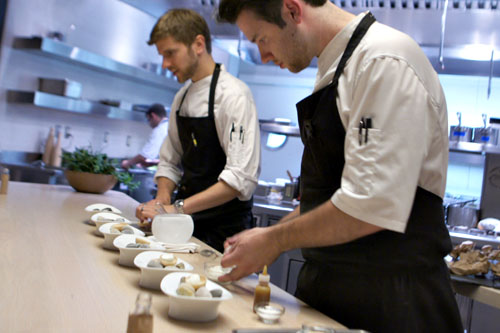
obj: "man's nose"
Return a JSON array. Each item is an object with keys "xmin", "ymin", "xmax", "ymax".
[
  {"xmin": 162, "ymin": 57, "xmax": 171, "ymax": 69},
  {"xmin": 259, "ymin": 47, "xmax": 273, "ymax": 64}
]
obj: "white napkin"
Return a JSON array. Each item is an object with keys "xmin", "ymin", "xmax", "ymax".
[{"xmin": 147, "ymin": 237, "xmax": 200, "ymax": 253}]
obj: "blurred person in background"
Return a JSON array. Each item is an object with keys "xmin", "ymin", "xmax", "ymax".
[{"xmin": 121, "ymin": 103, "xmax": 168, "ymax": 169}]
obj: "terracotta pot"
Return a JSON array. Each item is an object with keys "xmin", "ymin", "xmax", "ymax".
[{"xmin": 64, "ymin": 170, "xmax": 117, "ymax": 194}]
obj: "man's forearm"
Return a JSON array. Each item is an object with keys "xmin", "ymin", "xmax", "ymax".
[
  {"xmin": 272, "ymin": 200, "xmax": 384, "ymax": 252},
  {"xmin": 155, "ymin": 177, "xmax": 176, "ymax": 204},
  {"xmin": 182, "ymin": 180, "xmax": 239, "ymax": 215},
  {"xmin": 278, "ymin": 206, "xmax": 300, "ymax": 224}
]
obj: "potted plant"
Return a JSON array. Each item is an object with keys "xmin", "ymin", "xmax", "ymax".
[{"xmin": 62, "ymin": 147, "xmax": 139, "ymax": 194}]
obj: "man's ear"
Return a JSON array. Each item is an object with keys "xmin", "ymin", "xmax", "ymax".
[
  {"xmin": 283, "ymin": 0, "xmax": 302, "ymax": 24},
  {"xmin": 193, "ymin": 34, "xmax": 207, "ymax": 55}
]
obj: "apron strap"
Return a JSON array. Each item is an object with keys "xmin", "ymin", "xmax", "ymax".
[
  {"xmin": 332, "ymin": 12, "xmax": 376, "ymax": 84},
  {"xmin": 208, "ymin": 63, "xmax": 221, "ymax": 118},
  {"xmin": 177, "ymin": 63, "xmax": 222, "ymax": 117}
]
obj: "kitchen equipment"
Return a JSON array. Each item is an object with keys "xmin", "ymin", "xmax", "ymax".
[
  {"xmin": 38, "ymin": 78, "xmax": 82, "ymax": 99},
  {"xmin": 447, "ymin": 201, "xmax": 479, "ymax": 228},
  {"xmin": 450, "ymin": 112, "xmax": 472, "ymax": 142},
  {"xmin": 473, "ymin": 114, "xmax": 499, "ymax": 145}
]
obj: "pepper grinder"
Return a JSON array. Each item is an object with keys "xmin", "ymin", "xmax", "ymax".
[{"xmin": 1, "ymin": 167, "xmax": 9, "ymax": 195}]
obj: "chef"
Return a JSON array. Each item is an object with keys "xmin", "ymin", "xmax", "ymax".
[
  {"xmin": 121, "ymin": 103, "xmax": 168, "ymax": 169},
  {"xmin": 137, "ymin": 8, "xmax": 261, "ymax": 253},
  {"xmin": 217, "ymin": 1, "xmax": 463, "ymax": 332}
]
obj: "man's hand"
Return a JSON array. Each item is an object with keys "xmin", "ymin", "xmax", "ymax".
[
  {"xmin": 135, "ymin": 198, "xmax": 169, "ymax": 221},
  {"xmin": 219, "ymin": 227, "xmax": 282, "ymax": 282},
  {"xmin": 121, "ymin": 159, "xmax": 131, "ymax": 169}
]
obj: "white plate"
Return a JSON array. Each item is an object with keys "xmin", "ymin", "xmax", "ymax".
[
  {"xmin": 152, "ymin": 214, "xmax": 193, "ymax": 244},
  {"xmin": 160, "ymin": 272, "xmax": 232, "ymax": 322},
  {"xmin": 85, "ymin": 203, "xmax": 122, "ymax": 215},
  {"xmin": 113, "ymin": 234, "xmax": 165, "ymax": 267},
  {"xmin": 99, "ymin": 223, "xmax": 145, "ymax": 250},
  {"xmin": 92, "ymin": 212, "xmax": 131, "ymax": 236},
  {"xmin": 134, "ymin": 251, "xmax": 193, "ymax": 290}
]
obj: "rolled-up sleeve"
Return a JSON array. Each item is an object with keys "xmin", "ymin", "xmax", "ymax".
[
  {"xmin": 332, "ymin": 56, "xmax": 438, "ymax": 233},
  {"xmin": 217, "ymin": 86, "xmax": 261, "ymax": 201}
]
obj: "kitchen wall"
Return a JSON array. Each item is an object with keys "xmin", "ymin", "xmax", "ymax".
[
  {"xmin": 0, "ymin": 0, "xmax": 179, "ymax": 158},
  {"xmin": 0, "ymin": 0, "xmax": 497, "ymax": 197}
]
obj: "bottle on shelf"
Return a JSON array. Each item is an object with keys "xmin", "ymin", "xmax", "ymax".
[
  {"xmin": 126, "ymin": 292, "xmax": 153, "ymax": 333},
  {"xmin": 42, "ymin": 127, "xmax": 54, "ymax": 166},
  {"xmin": 253, "ymin": 265, "xmax": 271, "ymax": 312},
  {"xmin": 50, "ymin": 129, "xmax": 63, "ymax": 167}
]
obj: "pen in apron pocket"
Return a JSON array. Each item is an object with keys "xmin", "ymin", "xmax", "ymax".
[
  {"xmin": 191, "ymin": 132, "xmax": 197, "ymax": 147},
  {"xmin": 230, "ymin": 122, "xmax": 235, "ymax": 142}
]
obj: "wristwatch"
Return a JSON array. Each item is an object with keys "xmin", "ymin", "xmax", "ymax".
[{"xmin": 173, "ymin": 199, "xmax": 185, "ymax": 214}]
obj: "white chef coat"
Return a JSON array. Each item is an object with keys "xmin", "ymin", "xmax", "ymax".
[
  {"xmin": 155, "ymin": 64, "xmax": 261, "ymax": 201},
  {"xmin": 139, "ymin": 118, "xmax": 169, "ymax": 160},
  {"xmin": 316, "ymin": 13, "xmax": 448, "ymax": 233}
]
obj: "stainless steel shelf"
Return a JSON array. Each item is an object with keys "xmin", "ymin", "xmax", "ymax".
[
  {"xmin": 7, "ymin": 90, "xmax": 146, "ymax": 122},
  {"xmin": 449, "ymin": 141, "xmax": 500, "ymax": 155},
  {"xmin": 259, "ymin": 122, "xmax": 300, "ymax": 137},
  {"xmin": 13, "ymin": 36, "xmax": 181, "ymax": 90}
]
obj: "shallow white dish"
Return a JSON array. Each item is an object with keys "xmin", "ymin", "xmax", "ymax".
[
  {"xmin": 100, "ymin": 223, "xmax": 145, "ymax": 250},
  {"xmin": 152, "ymin": 214, "xmax": 194, "ymax": 244},
  {"xmin": 134, "ymin": 251, "xmax": 193, "ymax": 290},
  {"xmin": 92, "ymin": 212, "xmax": 131, "ymax": 236},
  {"xmin": 85, "ymin": 203, "xmax": 122, "ymax": 215},
  {"xmin": 113, "ymin": 234, "xmax": 165, "ymax": 267},
  {"xmin": 160, "ymin": 272, "xmax": 232, "ymax": 322}
]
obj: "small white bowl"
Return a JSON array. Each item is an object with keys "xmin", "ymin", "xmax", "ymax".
[
  {"xmin": 204, "ymin": 261, "xmax": 233, "ymax": 284},
  {"xmin": 160, "ymin": 272, "xmax": 232, "ymax": 322},
  {"xmin": 255, "ymin": 302, "xmax": 285, "ymax": 324},
  {"xmin": 113, "ymin": 234, "xmax": 165, "ymax": 267},
  {"xmin": 152, "ymin": 214, "xmax": 194, "ymax": 244},
  {"xmin": 91, "ymin": 212, "xmax": 131, "ymax": 236},
  {"xmin": 85, "ymin": 203, "xmax": 122, "ymax": 216},
  {"xmin": 134, "ymin": 251, "xmax": 193, "ymax": 290},
  {"xmin": 99, "ymin": 223, "xmax": 145, "ymax": 250}
]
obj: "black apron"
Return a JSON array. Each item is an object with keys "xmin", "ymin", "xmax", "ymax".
[
  {"xmin": 175, "ymin": 64, "xmax": 253, "ymax": 253},
  {"xmin": 294, "ymin": 13, "xmax": 463, "ymax": 333}
]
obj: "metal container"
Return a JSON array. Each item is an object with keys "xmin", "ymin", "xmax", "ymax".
[
  {"xmin": 38, "ymin": 78, "xmax": 82, "ymax": 99},
  {"xmin": 472, "ymin": 114, "xmax": 499, "ymax": 146},
  {"xmin": 473, "ymin": 127, "xmax": 499, "ymax": 145},
  {"xmin": 449, "ymin": 112, "xmax": 473, "ymax": 143},
  {"xmin": 447, "ymin": 202, "xmax": 479, "ymax": 228}
]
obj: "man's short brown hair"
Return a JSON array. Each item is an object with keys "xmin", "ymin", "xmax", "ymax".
[
  {"xmin": 148, "ymin": 8, "xmax": 212, "ymax": 54},
  {"xmin": 217, "ymin": 0, "xmax": 326, "ymax": 27}
]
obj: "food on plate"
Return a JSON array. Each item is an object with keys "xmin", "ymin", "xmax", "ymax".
[
  {"xmin": 127, "ymin": 238, "xmax": 151, "ymax": 248},
  {"xmin": 210, "ymin": 289, "xmax": 223, "ymax": 298},
  {"xmin": 449, "ymin": 250, "xmax": 490, "ymax": 276},
  {"xmin": 147, "ymin": 258, "xmax": 163, "ymax": 268},
  {"xmin": 450, "ymin": 240, "xmax": 475, "ymax": 259},
  {"xmin": 481, "ymin": 245, "xmax": 493, "ymax": 255},
  {"xmin": 160, "ymin": 253, "xmax": 177, "ymax": 266},
  {"xmin": 145, "ymin": 254, "xmax": 185, "ymax": 270},
  {"xmin": 185, "ymin": 274, "xmax": 207, "ymax": 290},
  {"xmin": 136, "ymin": 237, "xmax": 151, "ymax": 245},
  {"xmin": 489, "ymin": 249, "xmax": 500, "ymax": 260},
  {"xmin": 491, "ymin": 262, "xmax": 500, "ymax": 276},
  {"xmin": 110, "ymin": 223, "xmax": 134, "ymax": 234},
  {"xmin": 174, "ymin": 274, "xmax": 222, "ymax": 298},
  {"xmin": 195, "ymin": 286, "xmax": 212, "ymax": 298},
  {"xmin": 176, "ymin": 282, "xmax": 195, "ymax": 296}
]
